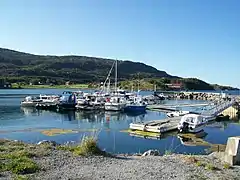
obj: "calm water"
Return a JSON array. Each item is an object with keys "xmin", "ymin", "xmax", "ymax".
[{"xmin": 1, "ymin": 89, "xmax": 240, "ymax": 155}]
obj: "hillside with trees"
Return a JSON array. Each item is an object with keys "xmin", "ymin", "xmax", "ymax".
[{"xmin": 0, "ymin": 48, "xmax": 238, "ymax": 90}]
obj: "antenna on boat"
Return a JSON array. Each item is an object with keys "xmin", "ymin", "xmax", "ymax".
[
  {"xmin": 115, "ymin": 59, "xmax": 118, "ymax": 95},
  {"xmin": 101, "ymin": 61, "xmax": 115, "ymax": 94}
]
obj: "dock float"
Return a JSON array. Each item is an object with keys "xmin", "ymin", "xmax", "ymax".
[
  {"xmin": 129, "ymin": 116, "xmax": 181, "ymax": 133},
  {"xmin": 35, "ymin": 103, "xmax": 57, "ymax": 110}
]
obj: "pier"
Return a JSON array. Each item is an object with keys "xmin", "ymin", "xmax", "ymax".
[
  {"xmin": 130, "ymin": 97, "xmax": 239, "ymax": 134},
  {"xmin": 147, "ymin": 103, "xmax": 209, "ymax": 112}
]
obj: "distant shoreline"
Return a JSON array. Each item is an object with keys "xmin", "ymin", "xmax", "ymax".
[{"xmin": 10, "ymin": 84, "xmax": 90, "ymax": 89}]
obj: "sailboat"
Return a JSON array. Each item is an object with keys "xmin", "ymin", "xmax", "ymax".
[
  {"xmin": 124, "ymin": 74, "xmax": 147, "ymax": 112},
  {"xmin": 104, "ymin": 60, "xmax": 126, "ymax": 111}
]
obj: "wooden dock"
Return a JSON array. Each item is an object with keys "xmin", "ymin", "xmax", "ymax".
[{"xmin": 129, "ymin": 116, "xmax": 181, "ymax": 133}]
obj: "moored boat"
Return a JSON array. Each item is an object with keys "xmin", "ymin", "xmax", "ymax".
[
  {"xmin": 177, "ymin": 114, "xmax": 210, "ymax": 133},
  {"xmin": 104, "ymin": 96, "xmax": 126, "ymax": 111},
  {"xmin": 124, "ymin": 96, "xmax": 147, "ymax": 112},
  {"xmin": 56, "ymin": 91, "xmax": 77, "ymax": 110},
  {"xmin": 21, "ymin": 95, "xmax": 59, "ymax": 107},
  {"xmin": 166, "ymin": 110, "xmax": 190, "ymax": 118}
]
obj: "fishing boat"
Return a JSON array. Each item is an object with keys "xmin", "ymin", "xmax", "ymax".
[
  {"xmin": 56, "ymin": 91, "xmax": 77, "ymax": 110},
  {"xmin": 104, "ymin": 96, "xmax": 126, "ymax": 111},
  {"xmin": 76, "ymin": 96, "xmax": 104, "ymax": 110},
  {"xmin": 124, "ymin": 96, "xmax": 147, "ymax": 112},
  {"xmin": 177, "ymin": 114, "xmax": 211, "ymax": 133},
  {"xmin": 21, "ymin": 95, "xmax": 59, "ymax": 107},
  {"xmin": 104, "ymin": 59, "xmax": 126, "ymax": 111}
]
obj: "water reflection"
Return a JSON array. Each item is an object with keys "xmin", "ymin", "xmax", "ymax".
[
  {"xmin": 20, "ymin": 107, "xmax": 147, "ymax": 125},
  {"xmin": 7, "ymin": 106, "xmax": 240, "ymax": 155},
  {"xmin": 21, "ymin": 107, "xmax": 39, "ymax": 116},
  {"xmin": 76, "ymin": 111, "xmax": 105, "ymax": 122},
  {"xmin": 177, "ymin": 131, "xmax": 208, "ymax": 147}
]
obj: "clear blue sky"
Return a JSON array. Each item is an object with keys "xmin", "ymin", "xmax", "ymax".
[{"xmin": 0, "ymin": 0, "xmax": 239, "ymax": 87}]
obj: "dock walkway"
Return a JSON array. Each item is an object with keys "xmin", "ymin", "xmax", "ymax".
[
  {"xmin": 130, "ymin": 97, "xmax": 239, "ymax": 134},
  {"xmin": 129, "ymin": 116, "xmax": 181, "ymax": 133},
  {"xmin": 147, "ymin": 103, "xmax": 209, "ymax": 112}
]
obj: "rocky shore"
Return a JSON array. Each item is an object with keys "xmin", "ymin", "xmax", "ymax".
[
  {"xmin": 167, "ymin": 92, "xmax": 234, "ymax": 101},
  {"xmin": 1, "ymin": 139, "xmax": 240, "ymax": 180}
]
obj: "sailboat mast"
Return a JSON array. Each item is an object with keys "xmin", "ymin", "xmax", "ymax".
[
  {"xmin": 115, "ymin": 59, "xmax": 117, "ymax": 94},
  {"xmin": 137, "ymin": 72, "xmax": 140, "ymax": 95}
]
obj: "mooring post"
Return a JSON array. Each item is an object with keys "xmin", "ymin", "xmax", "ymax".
[{"xmin": 223, "ymin": 137, "xmax": 240, "ymax": 165}]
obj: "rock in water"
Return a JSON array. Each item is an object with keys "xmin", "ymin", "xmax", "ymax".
[{"xmin": 142, "ymin": 150, "xmax": 160, "ymax": 156}]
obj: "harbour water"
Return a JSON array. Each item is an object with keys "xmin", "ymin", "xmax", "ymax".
[{"xmin": 1, "ymin": 89, "xmax": 240, "ymax": 155}]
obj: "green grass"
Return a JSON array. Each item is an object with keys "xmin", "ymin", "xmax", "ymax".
[
  {"xmin": 14, "ymin": 175, "xmax": 30, "ymax": 180},
  {"xmin": 12, "ymin": 83, "xmax": 89, "ymax": 89},
  {"xmin": 0, "ymin": 139, "xmax": 51, "ymax": 175},
  {"xmin": 196, "ymin": 161, "xmax": 204, "ymax": 167},
  {"xmin": 223, "ymin": 163, "xmax": 232, "ymax": 169},
  {"xmin": 205, "ymin": 163, "xmax": 218, "ymax": 171},
  {"xmin": 57, "ymin": 136, "xmax": 105, "ymax": 156},
  {"xmin": 164, "ymin": 150, "xmax": 173, "ymax": 155}
]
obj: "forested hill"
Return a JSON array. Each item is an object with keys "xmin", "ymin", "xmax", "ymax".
[
  {"xmin": 0, "ymin": 48, "xmax": 175, "ymax": 84},
  {"xmin": 0, "ymin": 48, "xmax": 238, "ymax": 90}
]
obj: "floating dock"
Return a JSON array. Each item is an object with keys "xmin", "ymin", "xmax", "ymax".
[
  {"xmin": 129, "ymin": 116, "xmax": 181, "ymax": 133},
  {"xmin": 35, "ymin": 103, "xmax": 57, "ymax": 110}
]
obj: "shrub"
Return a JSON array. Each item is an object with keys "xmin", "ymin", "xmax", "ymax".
[
  {"xmin": 223, "ymin": 163, "xmax": 231, "ymax": 169},
  {"xmin": 205, "ymin": 163, "xmax": 217, "ymax": 171}
]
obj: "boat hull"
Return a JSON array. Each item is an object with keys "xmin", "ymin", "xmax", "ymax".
[
  {"xmin": 124, "ymin": 105, "xmax": 146, "ymax": 112},
  {"xmin": 21, "ymin": 102, "xmax": 38, "ymax": 107},
  {"xmin": 104, "ymin": 103, "xmax": 126, "ymax": 111},
  {"xmin": 76, "ymin": 105, "xmax": 102, "ymax": 111},
  {"xmin": 57, "ymin": 103, "xmax": 77, "ymax": 110}
]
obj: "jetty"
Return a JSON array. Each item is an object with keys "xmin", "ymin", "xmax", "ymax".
[
  {"xmin": 130, "ymin": 97, "xmax": 239, "ymax": 134},
  {"xmin": 147, "ymin": 103, "xmax": 209, "ymax": 112}
]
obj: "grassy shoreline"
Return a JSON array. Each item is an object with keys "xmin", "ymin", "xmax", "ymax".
[
  {"xmin": 11, "ymin": 84, "xmax": 90, "ymax": 89},
  {"xmin": 0, "ymin": 138, "xmax": 238, "ymax": 180}
]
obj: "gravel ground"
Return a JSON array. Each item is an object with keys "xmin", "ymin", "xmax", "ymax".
[{"xmin": 1, "ymin": 150, "xmax": 239, "ymax": 180}]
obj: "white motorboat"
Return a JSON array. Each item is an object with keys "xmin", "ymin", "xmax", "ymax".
[
  {"xmin": 21, "ymin": 95, "xmax": 59, "ymax": 107},
  {"xmin": 167, "ymin": 110, "xmax": 190, "ymax": 118},
  {"xmin": 76, "ymin": 96, "xmax": 104, "ymax": 110},
  {"xmin": 104, "ymin": 96, "xmax": 126, "ymax": 111},
  {"xmin": 177, "ymin": 114, "xmax": 210, "ymax": 133}
]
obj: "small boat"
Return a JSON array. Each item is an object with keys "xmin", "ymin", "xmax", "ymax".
[
  {"xmin": 76, "ymin": 97, "xmax": 103, "ymax": 111},
  {"xmin": 166, "ymin": 110, "xmax": 190, "ymax": 118},
  {"xmin": 21, "ymin": 96, "xmax": 42, "ymax": 107},
  {"xmin": 124, "ymin": 96, "xmax": 147, "ymax": 112},
  {"xmin": 56, "ymin": 91, "xmax": 77, "ymax": 110},
  {"xmin": 21, "ymin": 95, "xmax": 59, "ymax": 107},
  {"xmin": 104, "ymin": 96, "xmax": 126, "ymax": 111},
  {"xmin": 177, "ymin": 114, "xmax": 210, "ymax": 133}
]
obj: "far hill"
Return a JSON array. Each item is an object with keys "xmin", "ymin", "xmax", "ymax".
[
  {"xmin": 0, "ymin": 48, "xmax": 176, "ymax": 83},
  {"xmin": 0, "ymin": 48, "xmax": 238, "ymax": 90}
]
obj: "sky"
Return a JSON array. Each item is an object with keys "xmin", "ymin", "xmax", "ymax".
[{"xmin": 0, "ymin": 0, "xmax": 239, "ymax": 87}]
